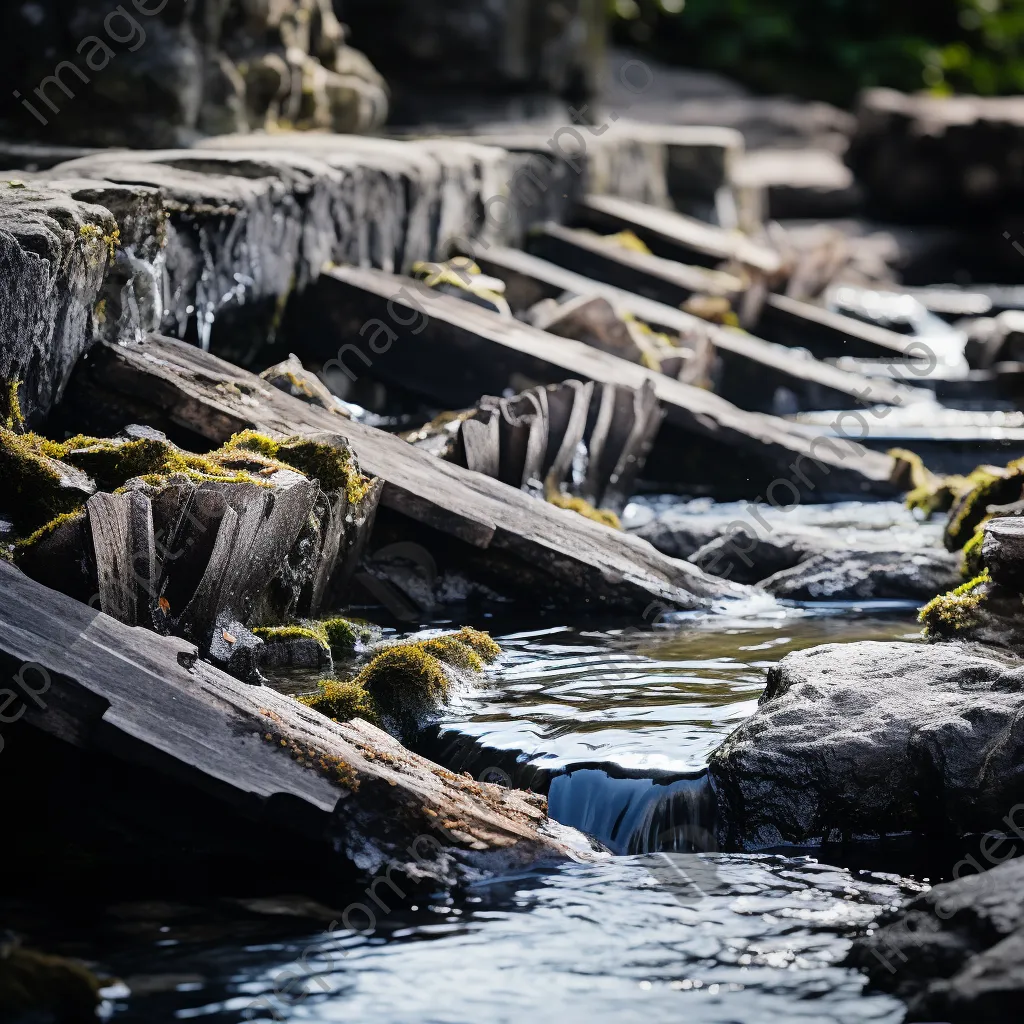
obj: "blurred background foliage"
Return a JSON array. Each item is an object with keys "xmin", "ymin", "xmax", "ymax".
[{"xmin": 609, "ymin": 0, "xmax": 1024, "ymax": 103}]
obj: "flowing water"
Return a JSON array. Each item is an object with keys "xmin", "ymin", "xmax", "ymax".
[{"xmin": 8, "ymin": 501, "xmax": 948, "ymax": 1023}]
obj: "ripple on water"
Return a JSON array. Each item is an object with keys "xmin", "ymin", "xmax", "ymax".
[
  {"xmin": 433, "ymin": 610, "xmax": 924, "ymax": 779},
  {"xmin": 94, "ymin": 855, "xmax": 922, "ymax": 1024}
]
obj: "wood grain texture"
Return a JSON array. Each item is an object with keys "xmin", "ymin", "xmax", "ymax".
[
  {"xmin": 79, "ymin": 336, "xmax": 740, "ymax": 611},
  {"xmin": 0, "ymin": 561, "xmax": 597, "ymax": 883}
]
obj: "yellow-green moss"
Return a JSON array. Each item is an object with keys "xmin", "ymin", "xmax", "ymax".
[
  {"xmin": 298, "ymin": 627, "xmax": 499, "ymax": 733},
  {"xmin": 603, "ymin": 230, "xmax": 652, "ymax": 255},
  {"xmin": 297, "ymin": 679, "xmax": 380, "ymax": 726},
  {"xmin": 225, "ymin": 430, "xmax": 374, "ymax": 505},
  {"xmin": 920, "ymin": 569, "xmax": 991, "ymax": 638},
  {"xmin": 255, "ymin": 616, "xmax": 376, "ymax": 657},
  {"xmin": 1, "ymin": 380, "xmax": 24, "ymax": 432},
  {"xmin": 447, "ymin": 626, "xmax": 501, "ymax": 663},
  {"xmin": 945, "ymin": 462, "xmax": 1024, "ymax": 550},
  {"xmin": 961, "ymin": 525, "xmax": 988, "ymax": 578},
  {"xmin": 0, "ymin": 427, "xmax": 91, "ymax": 532},
  {"xmin": 353, "ymin": 645, "xmax": 452, "ymax": 730},
  {"xmin": 13, "ymin": 509, "xmax": 86, "ymax": 555},
  {"xmin": 322, "ymin": 617, "xmax": 376, "ymax": 652},
  {"xmin": 254, "ymin": 623, "xmax": 331, "ymax": 650},
  {"xmin": 547, "ymin": 491, "xmax": 623, "ymax": 530}
]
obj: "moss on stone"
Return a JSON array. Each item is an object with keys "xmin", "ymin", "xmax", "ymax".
[
  {"xmin": 447, "ymin": 626, "xmax": 501, "ymax": 664},
  {"xmin": 254, "ymin": 623, "xmax": 331, "ymax": 650},
  {"xmin": 353, "ymin": 645, "xmax": 452, "ymax": 731},
  {"xmin": 920, "ymin": 569, "xmax": 991, "ymax": 638},
  {"xmin": 322, "ymin": 616, "xmax": 375, "ymax": 653},
  {"xmin": 944, "ymin": 462, "xmax": 1024, "ymax": 551},
  {"xmin": 961, "ymin": 524, "xmax": 989, "ymax": 578},
  {"xmin": 1, "ymin": 379, "xmax": 24, "ymax": 432},
  {"xmin": 13, "ymin": 510, "xmax": 87, "ymax": 555},
  {"xmin": 0, "ymin": 427, "xmax": 92, "ymax": 532},
  {"xmin": 255, "ymin": 616, "xmax": 376, "ymax": 658},
  {"xmin": 547, "ymin": 490, "xmax": 623, "ymax": 530},
  {"xmin": 297, "ymin": 679, "xmax": 380, "ymax": 726},
  {"xmin": 298, "ymin": 627, "xmax": 499, "ymax": 734},
  {"xmin": 0, "ymin": 944, "xmax": 101, "ymax": 1023},
  {"xmin": 889, "ymin": 448, "xmax": 972, "ymax": 520}
]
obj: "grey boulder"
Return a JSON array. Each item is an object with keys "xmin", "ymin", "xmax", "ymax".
[
  {"xmin": 709, "ymin": 641, "xmax": 1024, "ymax": 850},
  {"xmin": 849, "ymin": 855, "xmax": 1024, "ymax": 1023}
]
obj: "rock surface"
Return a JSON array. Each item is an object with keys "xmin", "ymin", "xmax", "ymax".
[
  {"xmin": 849, "ymin": 856, "xmax": 1024, "ymax": 1023},
  {"xmin": 759, "ymin": 548, "xmax": 960, "ymax": 602},
  {"xmin": 0, "ymin": 0, "xmax": 387, "ymax": 147},
  {"xmin": 342, "ymin": 0, "xmax": 605, "ymax": 125},
  {"xmin": 709, "ymin": 641, "xmax": 1024, "ymax": 851},
  {"xmin": 0, "ymin": 183, "xmax": 118, "ymax": 426}
]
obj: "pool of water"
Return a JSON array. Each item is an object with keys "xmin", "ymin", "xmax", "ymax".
[{"xmin": 427, "ymin": 605, "xmax": 923, "ymax": 779}]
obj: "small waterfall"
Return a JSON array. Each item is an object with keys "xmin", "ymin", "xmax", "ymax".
[{"xmin": 546, "ymin": 767, "xmax": 719, "ymax": 855}]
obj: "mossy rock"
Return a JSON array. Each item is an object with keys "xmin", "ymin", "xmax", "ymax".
[
  {"xmin": 297, "ymin": 627, "xmax": 501, "ymax": 734},
  {"xmin": 920, "ymin": 570, "xmax": 992, "ymax": 639},
  {"xmin": 254, "ymin": 616, "xmax": 378, "ymax": 661},
  {"xmin": 0, "ymin": 944, "xmax": 102, "ymax": 1024},
  {"xmin": 944, "ymin": 461, "xmax": 1024, "ymax": 552},
  {"xmin": 889, "ymin": 448, "xmax": 969, "ymax": 521},
  {"xmin": 298, "ymin": 679, "xmax": 380, "ymax": 727}
]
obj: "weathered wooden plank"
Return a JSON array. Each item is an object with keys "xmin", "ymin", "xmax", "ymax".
[
  {"xmin": 526, "ymin": 222, "xmax": 741, "ymax": 308},
  {"xmin": 75, "ymin": 336, "xmax": 740, "ymax": 611},
  {"xmin": 574, "ymin": 193, "xmax": 783, "ymax": 275},
  {"xmin": 758, "ymin": 293, "xmax": 925, "ymax": 360},
  {"xmin": 458, "ymin": 240, "xmax": 922, "ymax": 413},
  {"xmin": 311, "ymin": 266, "xmax": 897, "ymax": 497},
  {"xmin": 0, "ymin": 561, "xmax": 593, "ymax": 884}
]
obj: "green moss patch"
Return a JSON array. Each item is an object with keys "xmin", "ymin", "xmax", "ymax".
[
  {"xmin": 920, "ymin": 569, "xmax": 991, "ymax": 639},
  {"xmin": 225, "ymin": 430, "xmax": 375, "ymax": 505},
  {"xmin": 296, "ymin": 627, "xmax": 501, "ymax": 732},
  {"xmin": 297, "ymin": 679, "xmax": 380, "ymax": 727}
]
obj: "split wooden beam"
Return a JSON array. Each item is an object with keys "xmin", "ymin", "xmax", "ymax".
[
  {"xmin": 311, "ymin": 265, "xmax": 898, "ymax": 497},
  {"xmin": 75, "ymin": 336, "xmax": 741, "ymax": 612},
  {"xmin": 455, "ymin": 240, "xmax": 923, "ymax": 413}
]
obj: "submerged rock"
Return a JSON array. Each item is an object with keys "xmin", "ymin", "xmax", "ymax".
[
  {"xmin": 760, "ymin": 548, "xmax": 960, "ymax": 602},
  {"xmin": 849, "ymin": 856, "xmax": 1024, "ymax": 1023},
  {"xmin": 709, "ymin": 641, "xmax": 1024, "ymax": 851}
]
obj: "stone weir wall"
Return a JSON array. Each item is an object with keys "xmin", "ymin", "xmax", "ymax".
[
  {"xmin": 0, "ymin": 0, "xmax": 389, "ymax": 148},
  {"xmin": 0, "ymin": 126, "xmax": 679, "ymax": 426}
]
